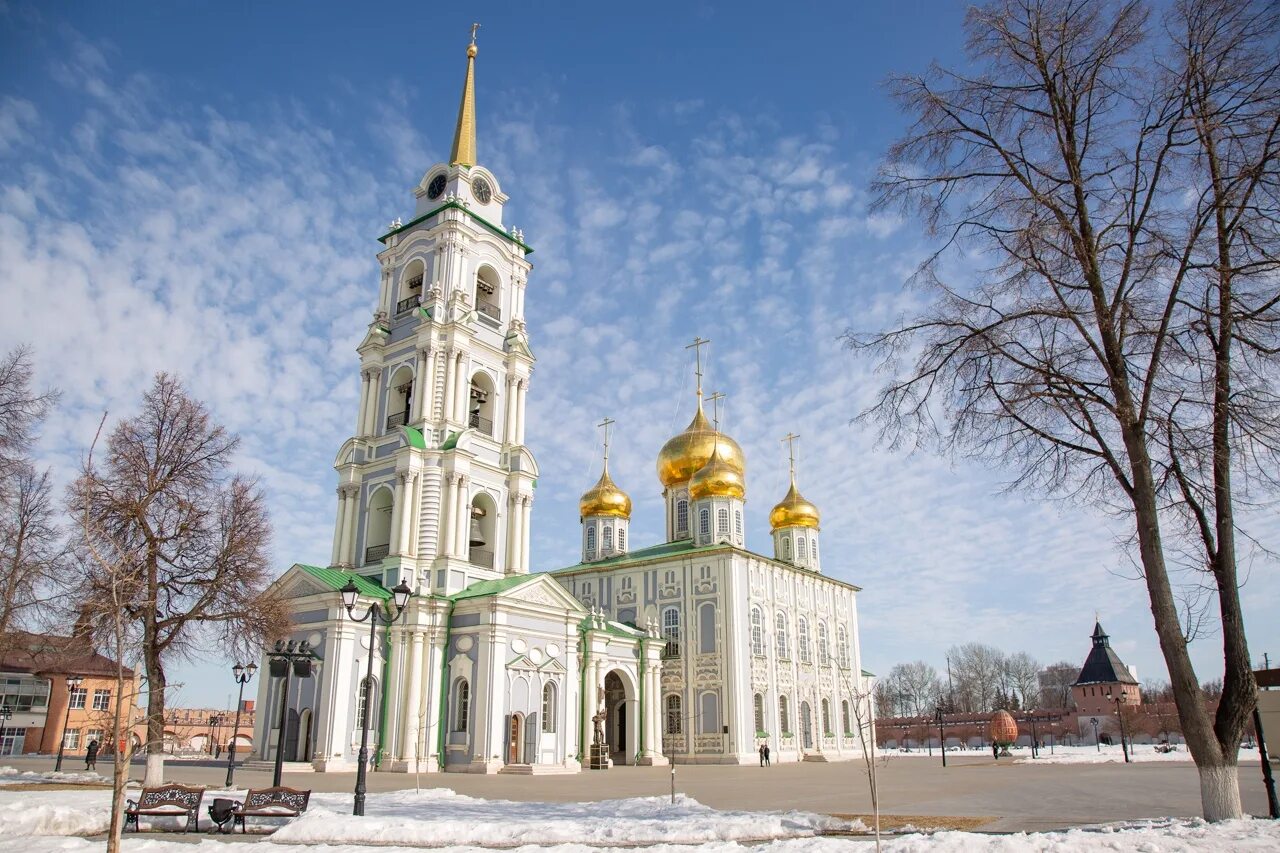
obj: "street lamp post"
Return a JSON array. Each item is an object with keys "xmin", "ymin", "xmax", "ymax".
[
  {"xmin": 1090, "ymin": 716, "xmax": 1100, "ymax": 752},
  {"xmin": 267, "ymin": 641, "xmax": 316, "ymax": 786},
  {"xmin": 935, "ymin": 707, "xmax": 947, "ymax": 767},
  {"xmin": 1106, "ymin": 691, "xmax": 1131, "ymax": 763},
  {"xmin": 341, "ymin": 577, "xmax": 412, "ymax": 817},
  {"xmin": 54, "ymin": 675, "xmax": 84, "ymax": 772},
  {"xmin": 225, "ymin": 662, "xmax": 258, "ymax": 787}
]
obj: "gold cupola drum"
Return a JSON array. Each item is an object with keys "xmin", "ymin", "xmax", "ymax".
[
  {"xmin": 769, "ymin": 481, "xmax": 820, "ymax": 531},
  {"xmin": 579, "ymin": 468, "xmax": 632, "ymax": 519},
  {"xmin": 580, "ymin": 417, "xmax": 632, "ymax": 562}
]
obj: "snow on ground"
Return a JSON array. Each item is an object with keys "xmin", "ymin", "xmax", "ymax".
[
  {"xmin": 884, "ymin": 743, "xmax": 1261, "ymax": 764},
  {"xmin": 0, "ymin": 766, "xmax": 109, "ymax": 786},
  {"xmin": 0, "ymin": 817, "xmax": 1277, "ymax": 852}
]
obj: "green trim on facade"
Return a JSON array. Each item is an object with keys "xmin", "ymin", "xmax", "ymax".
[
  {"xmin": 417, "ymin": 306, "xmax": 433, "ymax": 321},
  {"xmin": 402, "ymin": 425, "xmax": 427, "ymax": 449},
  {"xmin": 861, "ymin": 669, "xmax": 875, "ymax": 678},
  {"xmin": 377, "ymin": 201, "xmax": 534, "ymax": 254},
  {"xmin": 440, "ymin": 431, "xmax": 461, "ymax": 451},
  {"xmin": 449, "ymin": 573, "xmax": 541, "ymax": 602},
  {"xmin": 296, "ymin": 564, "xmax": 391, "ymax": 600}
]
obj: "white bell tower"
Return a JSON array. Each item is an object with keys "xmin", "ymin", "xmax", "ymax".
[{"xmin": 327, "ymin": 27, "xmax": 539, "ymax": 596}]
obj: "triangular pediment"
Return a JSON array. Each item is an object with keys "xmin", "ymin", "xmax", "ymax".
[
  {"xmin": 507, "ymin": 654, "xmax": 537, "ymax": 670},
  {"xmin": 270, "ymin": 563, "xmax": 335, "ymax": 601},
  {"xmin": 500, "ymin": 574, "xmax": 587, "ymax": 613},
  {"xmin": 538, "ymin": 657, "xmax": 567, "ymax": 674}
]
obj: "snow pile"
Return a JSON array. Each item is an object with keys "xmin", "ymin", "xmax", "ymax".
[
  {"xmin": 0, "ymin": 766, "xmax": 109, "ymax": 786},
  {"xmin": 1012, "ymin": 744, "xmax": 1259, "ymax": 764},
  {"xmin": 276, "ymin": 789, "xmax": 850, "ymax": 847},
  {"xmin": 0, "ymin": 789, "xmax": 113, "ymax": 836}
]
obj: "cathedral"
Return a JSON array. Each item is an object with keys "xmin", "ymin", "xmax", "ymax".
[{"xmin": 252, "ymin": 33, "xmax": 871, "ymax": 774}]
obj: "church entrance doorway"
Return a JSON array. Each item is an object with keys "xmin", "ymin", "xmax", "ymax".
[
  {"xmin": 508, "ymin": 714, "xmax": 524, "ymax": 765},
  {"xmin": 800, "ymin": 702, "xmax": 814, "ymax": 750},
  {"xmin": 298, "ymin": 708, "xmax": 313, "ymax": 762},
  {"xmin": 284, "ymin": 708, "xmax": 300, "ymax": 761},
  {"xmin": 604, "ymin": 669, "xmax": 638, "ymax": 766}
]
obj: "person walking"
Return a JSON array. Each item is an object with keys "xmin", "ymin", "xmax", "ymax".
[
  {"xmin": 763, "ymin": 744, "xmax": 771, "ymax": 766},
  {"xmin": 759, "ymin": 743, "xmax": 766, "ymax": 767},
  {"xmin": 85, "ymin": 739, "xmax": 99, "ymax": 771}
]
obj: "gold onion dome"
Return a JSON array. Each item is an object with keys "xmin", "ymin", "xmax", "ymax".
[
  {"xmin": 579, "ymin": 467, "xmax": 632, "ymax": 519},
  {"xmin": 769, "ymin": 480, "xmax": 821, "ymax": 530},
  {"xmin": 688, "ymin": 446, "xmax": 747, "ymax": 500},
  {"xmin": 656, "ymin": 404, "xmax": 745, "ymax": 488}
]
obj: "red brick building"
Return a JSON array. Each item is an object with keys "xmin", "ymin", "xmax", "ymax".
[{"xmin": 1071, "ymin": 621, "xmax": 1140, "ymax": 719}]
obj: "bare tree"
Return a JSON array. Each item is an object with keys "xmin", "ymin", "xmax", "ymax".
[
  {"xmin": 847, "ymin": 0, "xmax": 1278, "ymax": 819},
  {"xmin": 1003, "ymin": 652, "xmax": 1042, "ymax": 707},
  {"xmin": 948, "ymin": 643, "xmax": 1005, "ymax": 713},
  {"xmin": 885, "ymin": 661, "xmax": 944, "ymax": 717},
  {"xmin": 68, "ymin": 374, "xmax": 289, "ymax": 785},
  {"xmin": 0, "ymin": 345, "xmax": 58, "ymax": 481},
  {"xmin": 1039, "ymin": 661, "xmax": 1079, "ymax": 709}
]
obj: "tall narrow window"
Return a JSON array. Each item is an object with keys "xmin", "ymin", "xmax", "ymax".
[
  {"xmin": 797, "ymin": 537, "xmax": 807, "ymax": 561},
  {"xmin": 842, "ymin": 700, "xmax": 851, "ymax": 734},
  {"xmin": 735, "ymin": 510, "xmax": 742, "ymax": 540},
  {"xmin": 798, "ymin": 618, "xmax": 811, "ymax": 664},
  {"xmin": 662, "ymin": 607, "xmax": 681, "ymax": 658},
  {"xmin": 775, "ymin": 612, "xmax": 789, "ymax": 659},
  {"xmin": 699, "ymin": 508, "xmax": 710, "ymax": 536},
  {"xmin": 665, "ymin": 694, "xmax": 682, "ymax": 735},
  {"xmin": 602, "ymin": 526, "xmax": 613, "ymax": 551},
  {"xmin": 782, "ymin": 537, "xmax": 791, "ymax": 560},
  {"xmin": 358, "ymin": 677, "xmax": 379, "ymax": 732},
  {"xmin": 818, "ymin": 622, "xmax": 830, "ymax": 666},
  {"xmin": 676, "ymin": 499, "xmax": 689, "ymax": 532},
  {"xmin": 750, "ymin": 607, "xmax": 764, "ymax": 656},
  {"xmin": 779, "ymin": 696, "xmax": 791, "ymax": 735},
  {"xmin": 453, "ymin": 679, "xmax": 470, "ymax": 732},
  {"xmin": 822, "ymin": 698, "xmax": 831, "ymax": 735},
  {"xmin": 753, "ymin": 693, "xmax": 765, "ymax": 734},
  {"xmin": 542, "ymin": 683, "xmax": 556, "ymax": 732},
  {"xmin": 717, "ymin": 508, "xmax": 729, "ymax": 535},
  {"xmin": 585, "ymin": 527, "xmax": 596, "ymax": 554},
  {"xmin": 618, "ymin": 527, "xmax": 626, "ymax": 551},
  {"xmin": 699, "ymin": 602, "xmax": 716, "ymax": 654},
  {"xmin": 837, "ymin": 627, "xmax": 849, "ymax": 669},
  {"xmin": 811, "ymin": 539, "xmax": 818, "ymax": 563}
]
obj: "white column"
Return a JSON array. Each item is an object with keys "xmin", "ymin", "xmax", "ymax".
[
  {"xmin": 410, "ymin": 349, "xmax": 428, "ymax": 422},
  {"xmin": 356, "ymin": 372, "xmax": 371, "ymax": 437},
  {"xmin": 515, "ymin": 379, "xmax": 528, "ymax": 445},
  {"xmin": 454, "ymin": 354, "xmax": 470, "ymax": 424},
  {"xmin": 507, "ymin": 494, "xmax": 521, "ymax": 572},
  {"xmin": 402, "ymin": 631, "xmax": 424, "ymax": 762},
  {"xmin": 519, "ymin": 495, "xmax": 532, "ymax": 573},
  {"xmin": 406, "ymin": 472, "xmax": 421, "ymax": 557},
  {"xmin": 338, "ymin": 486, "xmax": 357, "ymax": 567},
  {"xmin": 389, "ymin": 474, "xmax": 406, "ymax": 557},
  {"xmin": 455, "ymin": 476, "xmax": 470, "ymax": 559},
  {"xmin": 442, "ymin": 474, "xmax": 456, "ymax": 558},
  {"xmin": 424, "ymin": 347, "xmax": 438, "ymax": 422},
  {"xmin": 366, "ymin": 369, "xmax": 383, "ymax": 436},
  {"xmin": 441, "ymin": 348, "xmax": 456, "ymax": 425},
  {"xmin": 399, "ymin": 473, "xmax": 416, "ymax": 556},
  {"xmin": 503, "ymin": 376, "xmax": 517, "ymax": 443},
  {"xmin": 330, "ymin": 489, "xmax": 347, "ymax": 566}
]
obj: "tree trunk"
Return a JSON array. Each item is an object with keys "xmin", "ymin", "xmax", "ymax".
[
  {"xmin": 143, "ymin": 637, "xmax": 166, "ymax": 787},
  {"xmin": 1199, "ymin": 764, "xmax": 1242, "ymax": 823}
]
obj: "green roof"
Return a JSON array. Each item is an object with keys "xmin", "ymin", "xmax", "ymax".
[
  {"xmin": 378, "ymin": 201, "xmax": 533, "ymax": 254},
  {"xmin": 450, "ymin": 574, "xmax": 541, "ymax": 602},
  {"xmin": 441, "ymin": 431, "xmax": 461, "ymax": 450},
  {"xmin": 862, "ymin": 669, "xmax": 875, "ymax": 678},
  {"xmin": 402, "ymin": 425, "xmax": 426, "ymax": 449},
  {"xmin": 297, "ymin": 564, "xmax": 390, "ymax": 600},
  {"xmin": 552, "ymin": 539, "xmax": 719, "ymax": 573}
]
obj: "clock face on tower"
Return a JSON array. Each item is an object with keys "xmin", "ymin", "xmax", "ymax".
[
  {"xmin": 472, "ymin": 177, "xmax": 493, "ymax": 205},
  {"xmin": 427, "ymin": 174, "xmax": 447, "ymax": 200}
]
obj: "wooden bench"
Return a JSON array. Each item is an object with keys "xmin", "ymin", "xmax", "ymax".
[
  {"xmin": 124, "ymin": 784, "xmax": 204, "ymax": 833},
  {"xmin": 232, "ymin": 786, "xmax": 311, "ymax": 832}
]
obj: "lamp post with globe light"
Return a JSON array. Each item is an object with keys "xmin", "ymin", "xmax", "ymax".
[
  {"xmin": 54, "ymin": 675, "xmax": 84, "ymax": 772},
  {"xmin": 225, "ymin": 662, "xmax": 257, "ymax": 786},
  {"xmin": 1106, "ymin": 690, "xmax": 1132, "ymax": 763},
  {"xmin": 341, "ymin": 577, "xmax": 412, "ymax": 816}
]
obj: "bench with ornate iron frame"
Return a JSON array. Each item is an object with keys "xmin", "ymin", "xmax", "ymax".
[
  {"xmin": 232, "ymin": 786, "xmax": 311, "ymax": 832},
  {"xmin": 124, "ymin": 784, "xmax": 204, "ymax": 833}
]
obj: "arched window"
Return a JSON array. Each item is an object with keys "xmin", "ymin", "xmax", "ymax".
[
  {"xmin": 662, "ymin": 608, "xmax": 680, "ymax": 658},
  {"xmin": 385, "ymin": 365, "xmax": 414, "ymax": 431},
  {"xmin": 699, "ymin": 602, "xmax": 716, "ymax": 654},
  {"xmin": 468, "ymin": 371, "xmax": 496, "ymax": 435},
  {"xmin": 618, "ymin": 527, "xmax": 626, "ymax": 552},
  {"xmin": 357, "ymin": 676, "xmax": 378, "ymax": 731},
  {"xmin": 750, "ymin": 607, "xmax": 764, "ymax": 656},
  {"xmin": 665, "ymin": 694, "xmax": 682, "ymax": 735},
  {"xmin": 842, "ymin": 700, "xmax": 851, "ymax": 734},
  {"xmin": 397, "ymin": 258, "xmax": 425, "ymax": 315},
  {"xmin": 602, "ymin": 525, "xmax": 613, "ymax": 551},
  {"xmin": 699, "ymin": 691, "xmax": 720, "ymax": 734},
  {"xmin": 798, "ymin": 618, "xmax": 811, "ymax": 664},
  {"xmin": 717, "ymin": 508, "xmax": 729, "ymax": 535},
  {"xmin": 453, "ymin": 678, "xmax": 470, "ymax": 731},
  {"xmin": 585, "ymin": 526, "xmax": 596, "ymax": 555},
  {"xmin": 811, "ymin": 539, "xmax": 818, "ymax": 563},
  {"xmin": 364, "ymin": 487, "xmax": 394, "ymax": 565},
  {"xmin": 469, "ymin": 493, "xmax": 497, "ymax": 569},
  {"xmin": 779, "ymin": 695, "xmax": 791, "ymax": 735},
  {"xmin": 753, "ymin": 693, "xmax": 765, "ymax": 735},
  {"xmin": 818, "ymin": 622, "xmax": 830, "ymax": 666},
  {"xmin": 837, "ymin": 627, "xmax": 849, "ymax": 669},
  {"xmin": 782, "ymin": 537, "xmax": 791, "ymax": 560},
  {"xmin": 541, "ymin": 683, "xmax": 556, "ymax": 732},
  {"xmin": 822, "ymin": 698, "xmax": 831, "ymax": 735},
  {"xmin": 676, "ymin": 499, "xmax": 689, "ymax": 533},
  {"xmin": 775, "ymin": 613, "xmax": 789, "ymax": 659},
  {"xmin": 797, "ymin": 537, "xmax": 807, "ymax": 561},
  {"xmin": 474, "ymin": 265, "xmax": 501, "ymax": 323},
  {"xmin": 735, "ymin": 510, "xmax": 743, "ymax": 540},
  {"xmin": 699, "ymin": 508, "xmax": 710, "ymax": 536}
]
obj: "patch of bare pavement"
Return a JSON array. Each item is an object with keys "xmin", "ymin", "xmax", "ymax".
[{"xmin": 4, "ymin": 752, "xmax": 1272, "ymax": 834}]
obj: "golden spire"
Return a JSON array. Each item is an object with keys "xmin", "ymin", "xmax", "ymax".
[
  {"xmin": 449, "ymin": 23, "xmax": 480, "ymax": 167},
  {"xmin": 770, "ymin": 433, "xmax": 820, "ymax": 530}
]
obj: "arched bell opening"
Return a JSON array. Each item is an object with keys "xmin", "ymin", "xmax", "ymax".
[
  {"xmin": 385, "ymin": 365, "xmax": 414, "ymax": 431},
  {"xmin": 364, "ymin": 487, "xmax": 394, "ymax": 565},
  {"xmin": 468, "ymin": 492, "xmax": 497, "ymax": 570},
  {"xmin": 468, "ymin": 371, "xmax": 496, "ymax": 436}
]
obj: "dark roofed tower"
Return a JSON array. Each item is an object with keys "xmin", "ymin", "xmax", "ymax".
[{"xmin": 1071, "ymin": 621, "xmax": 1140, "ymax": 718}]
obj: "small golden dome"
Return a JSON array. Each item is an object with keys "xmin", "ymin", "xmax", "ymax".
[
  {"xmin": 579, "ymin": 468, "xmax": 632, "ymax": 519},
  {"xmin": 688, "ymin": 447, "xmax": 746, "ymax": 500},
  {"xmin": 769, "ymin": 481, "xmax": 820, "ymax": 530},
  {"xmin": 657, "ymin": 404, "xmax": 746, "ymax": 488}
]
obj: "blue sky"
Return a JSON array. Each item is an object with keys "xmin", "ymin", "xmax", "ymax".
[{"xmin": 3, "ymin": 1, "xmax": 1276, "ymax": 712}]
